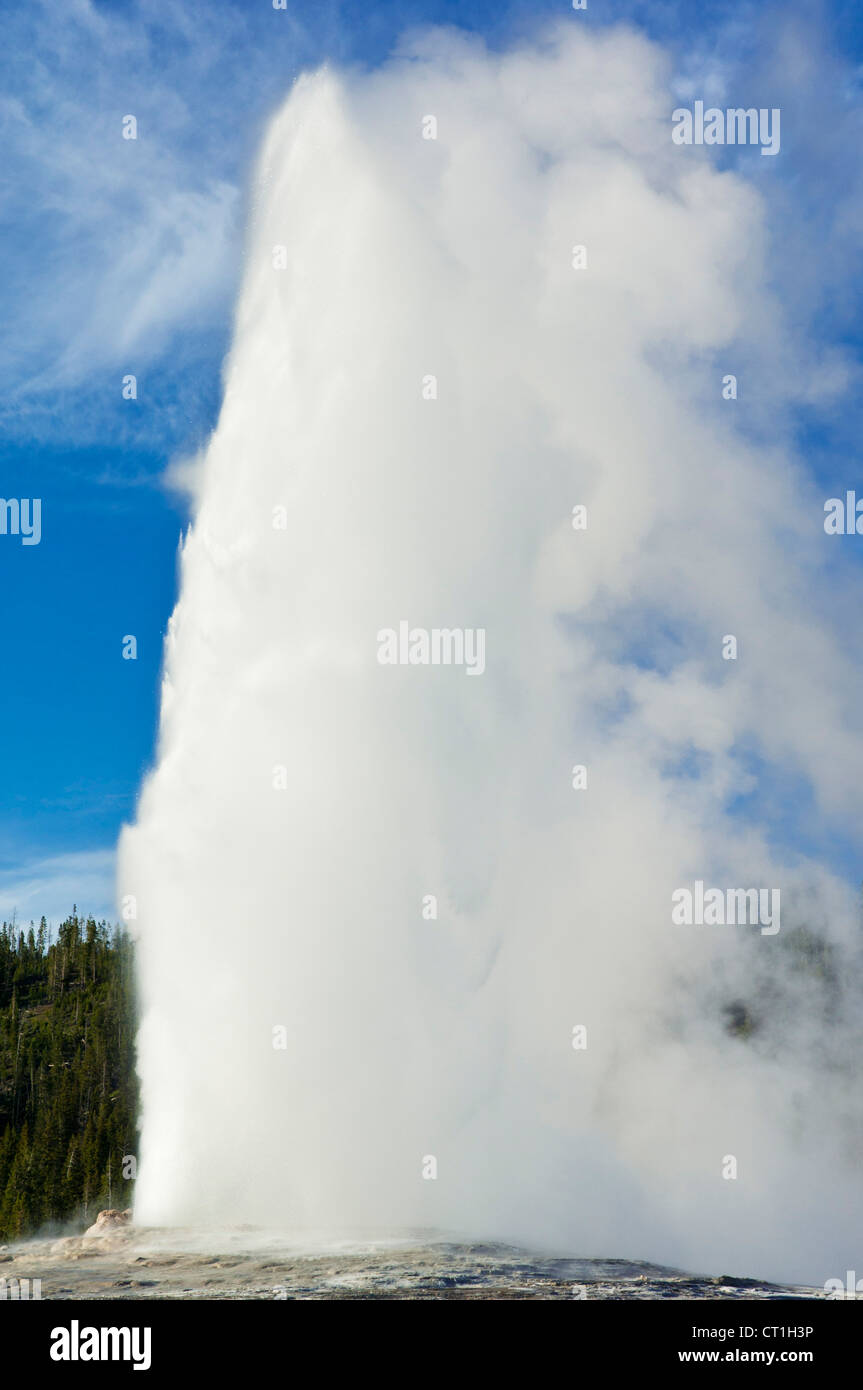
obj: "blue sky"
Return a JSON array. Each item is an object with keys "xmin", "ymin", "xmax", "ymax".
[{"xmin": 2, "ymin": 0, "xmax": 862, "ymax": 923}]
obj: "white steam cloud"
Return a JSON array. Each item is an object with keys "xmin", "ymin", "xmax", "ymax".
[{"xmin": 120, "ymin": 23, "xmax": 863, "ymax": 1285}]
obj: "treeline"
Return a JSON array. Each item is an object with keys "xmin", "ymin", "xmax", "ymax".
[{"xmin": 0, "ymin": 909, "xmax": 137, "ymax": 1240}]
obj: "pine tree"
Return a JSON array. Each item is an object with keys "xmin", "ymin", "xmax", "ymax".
[{"xmin": 0, "ymin": 911, "xmax": 137, "ymax": 1239}]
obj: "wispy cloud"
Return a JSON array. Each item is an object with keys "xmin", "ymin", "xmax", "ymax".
[
  {"xmin": 0, "ymin": 848, "xmax": 116, "ymax": 926},
  {"xmin": 0, "ymin": 0, "xmax": 322, "ymax": 452}
]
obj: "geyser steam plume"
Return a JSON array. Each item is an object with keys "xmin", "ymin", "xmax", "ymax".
[{"xmin": 121, "ymin": 24, "xmax": 863, "ymax": 1284}]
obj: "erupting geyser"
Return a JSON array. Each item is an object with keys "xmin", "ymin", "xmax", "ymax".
[{"xmin": 120, "ymin": 24, "xmax": 863, "ymax": 1283}]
